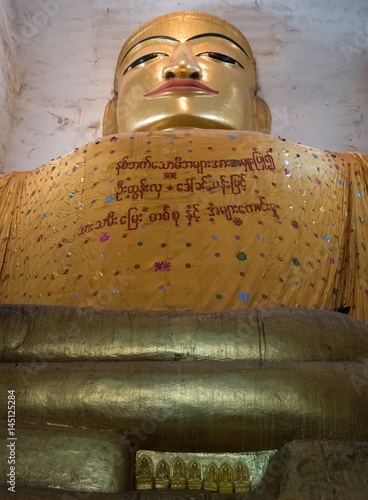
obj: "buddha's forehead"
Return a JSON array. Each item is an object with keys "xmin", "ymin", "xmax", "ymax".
[{"xmin": 117, "ymin": 12, "xmax": 254, "ymax": 69}]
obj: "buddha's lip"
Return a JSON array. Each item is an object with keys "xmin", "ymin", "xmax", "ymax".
[{"xmin": 143, "ymin": 79, "xmax": 219, "ymax": 97}]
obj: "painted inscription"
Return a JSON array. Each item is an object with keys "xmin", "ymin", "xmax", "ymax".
[
  {"xmin": 78, "ymin": 148, "xmax": 280, "ymax": 236},
  {"xmin": 78, "ymin": 197, "xmax": 280, "ymax": 235},
  {"xmin": 115, "ymin": 174, "xmax": 247, "ymax": 200},
  {"xmin": 115, "ymin": 148, "xmax": 275, "ymax": 175}
]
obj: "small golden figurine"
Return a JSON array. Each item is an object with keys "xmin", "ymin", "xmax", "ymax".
[
  {"xmin": 171, "ymin": 458, "xmax": 186, "ymax": 489},
  {"xmin": 187, "ymin": 459, "xmax": 203, "ymax": 490},
  {"xmin": 155, "ymin": 460, "xmax": 170, "ymax": 489},
  {"xmin": 203, "ymin": 463, "xmax": 218, "ymax": 492},
  {"xmin": 219, "ymin": 462, "xmax": 233, "ymax": 493},
  {"xmin": 135, "ymin": 455, "xmax": 154, "ymax": 490},
  {"xmin": 234, "ymin": 461, "xmax": 251, "ymax": 493}
]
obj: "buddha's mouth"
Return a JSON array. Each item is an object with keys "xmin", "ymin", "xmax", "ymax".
[{"xmin": 143, "ymin": 79, "xmax": 219, "ymax": 97}]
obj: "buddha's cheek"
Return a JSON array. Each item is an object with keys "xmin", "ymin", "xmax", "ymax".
[{"xmin": 214, "ymin": 89, "xmax": 255, "ymax": 130}]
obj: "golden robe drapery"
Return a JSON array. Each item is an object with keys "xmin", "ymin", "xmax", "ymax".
[{"xmin": 0, "ymin": 130, "xmax": 367, "ymax": 321}]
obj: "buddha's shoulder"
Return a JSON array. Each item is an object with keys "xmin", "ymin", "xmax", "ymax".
[{"xmin": 73, "ymin": 131, "xmax": 367, "ymax": 160}]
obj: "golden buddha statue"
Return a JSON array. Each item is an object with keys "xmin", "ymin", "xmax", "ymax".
[
  {"xmin": 0, "ymin": 10, "xmax": 368, "ymax": 500},
  {"xmin": 103, "ymin": 11, "xmax": 270, "ymax": 134}
]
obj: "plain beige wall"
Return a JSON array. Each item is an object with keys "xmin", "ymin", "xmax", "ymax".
[{"xmin": 0, "ymin": 0, "xmax": 18, "ymax": 173}]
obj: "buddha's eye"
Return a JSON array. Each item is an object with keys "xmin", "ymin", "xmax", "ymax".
[
  {"xmin": 123, "ymin": 52, "xmax": 168, "ymax": 75},
  {"xmin": 197, "ymin": 52, "xmax": 244, "ymax": 69}
]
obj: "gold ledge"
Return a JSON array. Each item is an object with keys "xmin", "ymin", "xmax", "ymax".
[{"xmin": 1, "ymin": 305, "xmax": 367, "ymax": 363}]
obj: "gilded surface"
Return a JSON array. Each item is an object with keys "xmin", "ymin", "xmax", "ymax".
[
  {"xmin": 0, "ymin": 426, "xmax": 134, "ymax": 493},
  {"xmin": 1, "ymin": 307, "xmax": 368, "ymax": 458},
  {"xmin": 1, "ymin": 332, "xmax": 368, "ymax": 453},
  {"xmin": 1, "ymin": 305, "xmax": 368, "ymax": 363},
  {"xmin": 3, "ymin": 442, "xmax": 368, "ymax": 500}
]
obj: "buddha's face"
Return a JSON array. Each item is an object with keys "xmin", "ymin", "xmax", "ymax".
[{"xmin": 113, "ymin": 15, "xmax": 261, "ymax": 132}]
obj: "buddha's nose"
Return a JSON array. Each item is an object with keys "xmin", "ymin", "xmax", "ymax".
[{"xmin": 163, "ymin": 44, "xmax": 203, "ymax": 80}]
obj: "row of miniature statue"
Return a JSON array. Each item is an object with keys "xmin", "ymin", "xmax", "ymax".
[{"xmin": 135, "ymin": 455, "xmax": 252, "ymax": 493}]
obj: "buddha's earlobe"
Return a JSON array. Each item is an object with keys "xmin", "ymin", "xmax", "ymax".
[
  {"xmin": 103, "ymin": 96, "xmax": 118, "ymax": 136},
  {"xmin": 255, "ymin": 96, "xmax": 271, "ymax": 134}
]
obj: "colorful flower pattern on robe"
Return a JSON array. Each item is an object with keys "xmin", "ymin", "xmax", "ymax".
[{"xmin": 0, "ymin": 130, "xmax": 367, "ymax": 322}]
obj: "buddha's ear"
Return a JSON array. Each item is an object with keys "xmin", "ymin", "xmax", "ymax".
[
  {"xmin": 255, "ymin": 96, "xmax": 271, "ymax": 134},
  {"xmin": 103, "ymin": 96, "xmax": 118, "ymax": 136}
]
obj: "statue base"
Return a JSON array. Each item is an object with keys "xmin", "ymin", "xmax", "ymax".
[{"xmin": 2, "ymin": 440, "xmax": 368, "ymax": 499}]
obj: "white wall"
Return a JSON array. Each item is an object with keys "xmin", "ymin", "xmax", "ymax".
[
  {"xmin": 1, "ymin": 0, "xmax": 367, "ymax": 173},
  {"xmin": 0, "ymin": 0, "xmax": 18, "ymax": 172}
]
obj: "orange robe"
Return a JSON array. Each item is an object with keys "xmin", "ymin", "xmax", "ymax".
[{"xmin": 0, "ymin": 130, "xmax": 367, "ymax": 321}]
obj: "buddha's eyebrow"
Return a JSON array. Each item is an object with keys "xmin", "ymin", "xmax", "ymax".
[
  {"xmin": 120, "ymin": 36, "xmax": 180, "ymax": 66},
  {"xmin": 186, "ymin": 33, "xmax": 249, "ymax": 60},
  {"xmin": 120, "ymin": 32, "xmax": 250, "ymax": 68}
]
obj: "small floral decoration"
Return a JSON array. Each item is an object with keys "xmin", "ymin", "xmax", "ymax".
[{"xmin": 100, "ymin": 233, "xmax": 109, "ymax": 243}]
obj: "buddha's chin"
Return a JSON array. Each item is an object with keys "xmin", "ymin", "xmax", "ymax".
[{"xmin": 122, "ymin": 114, "xmax": 241, "ymax": 132}]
